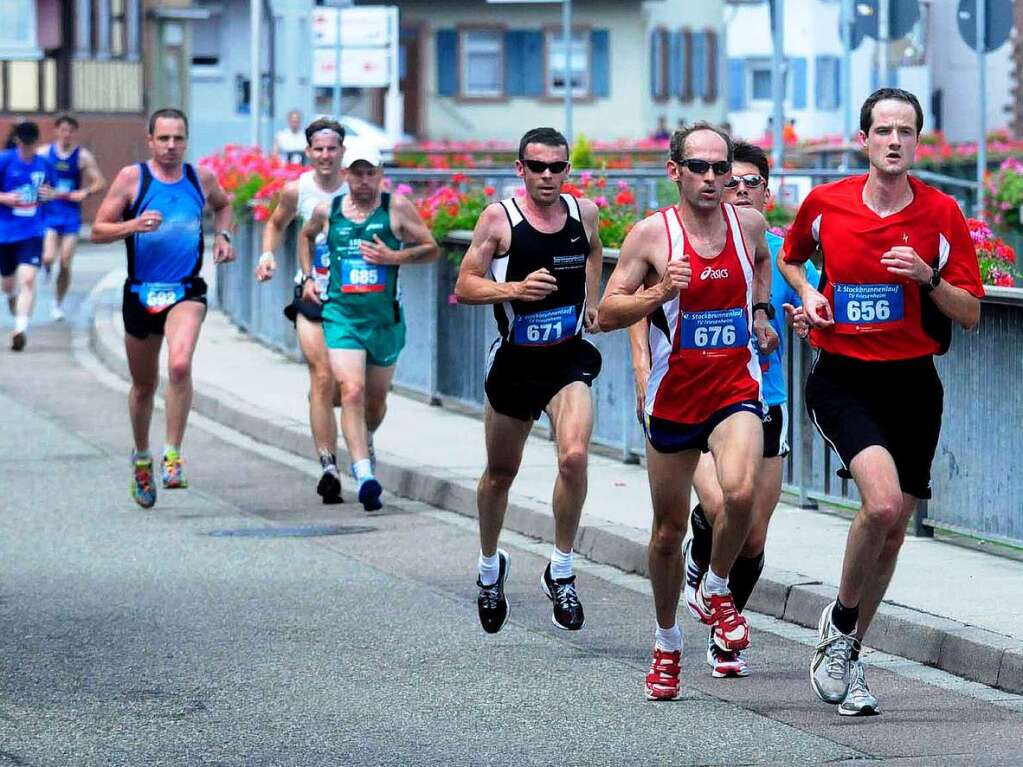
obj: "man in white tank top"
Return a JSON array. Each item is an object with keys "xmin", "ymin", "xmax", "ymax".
[{"xmin": 255, "ymin": 118, "xmax": 349, "ymax": 503}]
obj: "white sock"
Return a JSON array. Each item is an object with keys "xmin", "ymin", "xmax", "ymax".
[
  {"xmin": 704, "ymin": 568, "xmax": 731, "ymax": 595},
  {"xmin": 14, "ymin": 315, "xmax": 28, "ymax": 333},
  {"xmin": 655, "ymin": 623, "xmax": 684, "ymax": 652},
  {"xmin": 352, "ymin": 458, "xmax": 372, "ymax": 480},
  {"xmin": 550, "ymin": 547, "xmax": 573, "ymax": 580},
  {"xmin": 163, "ymin": 444, "xmax": 180, "ymax": 458},
  {"xmin": 132, "ymin": 449, "xmax": 151, "ymax": 462},
  {"xmin": 478, "ymin": 550, "xmax": 500, "ymax": 586}
]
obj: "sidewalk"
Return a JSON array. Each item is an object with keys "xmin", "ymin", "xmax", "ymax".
[{"xmin": 85, "ymin": 262, "xmax": 1023, "ymax": 695}]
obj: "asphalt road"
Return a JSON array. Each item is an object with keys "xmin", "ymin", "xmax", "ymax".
[{"xmin": 2, "ymin": 249, "xmax": 1022, "ymax": 766}]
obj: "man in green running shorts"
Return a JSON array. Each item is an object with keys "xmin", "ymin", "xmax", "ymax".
[{"xmin": 299, "ymin": 143, "xmax": 438, "ymax": 511}]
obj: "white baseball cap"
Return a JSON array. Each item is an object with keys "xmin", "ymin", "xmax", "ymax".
[{"xmin": 343, "ymin": 141, "xmax": 383, "ymax": 169}]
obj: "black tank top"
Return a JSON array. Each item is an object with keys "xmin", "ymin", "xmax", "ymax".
[{"xmin": 491, "ymin": 194, "xmax": 589, "ymax": 347}]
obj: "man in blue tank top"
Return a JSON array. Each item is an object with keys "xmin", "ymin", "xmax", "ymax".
[
  {"xmin": 38, "ymin": 114, "xmax": 106, "ymax": 321},
  {"xmin": 0, "ymin": 120, "xmax": 56, "ymax": 351},
  {"xmin": 92, "ymin": 108, "xmax": 235, "ymax": 509}
]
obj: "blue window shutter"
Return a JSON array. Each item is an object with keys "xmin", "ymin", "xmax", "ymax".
[
  {"xmin": 728, "ymin": 58, "xmax": 745, "ymax": 110},
  {"xmin": 668, "ymin": 31, "xmax": 682, "ymax": 98},
  {"xmin": 590, "ymin": 29, "xmax": 610, "ymax": 98},
  {"xmin": 649, "ymin": 30, "xmax": 662, "ymax": 99},
  {"xmin": 522, "ymin": 31, "xmax": 544, "ymax": 97},
  {"xmin": 832, "ymin": 58, "xmax": 842, "ymax": 110},
  {"xmin": 814, "ymin": 55, "xmax": 826, "ymax": 110},
  {"xmin": 791, "ymin": 57, "xmax": 807, "ymax": 109},
  {"xmin": 692, "ymin": 31, "xmax": 706, "ymax": 99},
  {"xmin": 505, "ymin": 31, "xmax": 525, "ymax": 97},
  {"xmin": 436, "ymin": 29, "xmax": 457, "ymax": 96}
]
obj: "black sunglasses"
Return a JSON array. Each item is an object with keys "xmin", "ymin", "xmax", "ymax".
[
  {"xmin": 723, "ymin": 174, "xmax": 765, "ymax": 189},
  {"xmin": 522, "ymin": 159, "xmax": 570, "ymax": 174},
  {"xmin": 677, "ymin": 158, "xmax": 732, "ymax": 176}
]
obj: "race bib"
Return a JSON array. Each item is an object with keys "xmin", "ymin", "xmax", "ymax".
[
  {"xmin": 513, "ymin": 305, "xmax": 577, "ymax": 346},
  {"xmin": 134, "ymin": 282, "xmax": 186, "ymax": 314},
  {"xmin": 680, "ymin": 308, "xmax": 750, "ymax": 350},
  {"xmin": 833, "ymin": 283, "xmax": 904, "ymax": 334},
  {"xmin": 13, "ymin": 184, "xmax": 37, "ymax": 217},
  {"xmin": 340, "ymin": 257, "xmax": 386, "ymax": 294},
  {"xmin": 313, "ymin": 238, "xmax": 331, "ymax": 299}
]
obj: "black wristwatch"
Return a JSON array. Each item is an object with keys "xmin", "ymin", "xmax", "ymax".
[
  {"xmin": 752, "ymin": 302, "xmax": 775, "ymax": 320},
  {"xmin": 215, "ymin": 229, "xmax": 232, "ymax": 243},
  {"xmin": 922, "ymin": 267, "xmax": 941, "ymax": 293}
]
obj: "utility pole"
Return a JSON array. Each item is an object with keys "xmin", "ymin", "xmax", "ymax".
[
  {"xmin": 770, "ymin": 0, "xmax": 785, "ymax": 171},
  {"xmin": 562, "ymin": 0, "xmax": 573, "ymax": 144},
  {"xmin": 250, "ymin": 0, "xmax": 262, "ymax": 147}
]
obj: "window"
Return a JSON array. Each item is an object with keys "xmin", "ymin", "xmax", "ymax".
[
  {"xmin": 815, "ymin": 56, "xmax": 840, "ymax": 110},
  {"xmin": 460, "ymin": 29, "xmax": 503, "ymax": 98},
  {"xmin": 0, "ymin": 0, "xmax": 41, "ymax": 58},
  {"xmin": 748, "ymin": 60, "xmax": 791, "ymax": 104},
  {"xmin": 545, "ymin": 29, "xmax": 589, "ymax": 98},
  {"xmin": 191, "ymin": 13, "xmax": 222, "ymax": 69},
  {"xmin": 650, "ymin": 28, "xmax": 667, "ymax": 101}
]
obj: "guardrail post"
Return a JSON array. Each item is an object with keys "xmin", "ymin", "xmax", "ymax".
[
  {"xmin": 913, "ymin": 500, "xmax": 934, "ymax": 538},
  {"xmin": 792, "ymin": 334, "xmax": 818, "ymax": 510}
]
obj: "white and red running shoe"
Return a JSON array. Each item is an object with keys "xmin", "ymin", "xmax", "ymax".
[
  {"xmin": 707, "ymin": 634, "xmax": 749, "ymax": 678},
  {"xmin": 645, "ymin": 647, "xmax": 682, "ymax": 701},
  {"xmin": 682, "ymin": 538, "xmax": 707, "ymax": 622},
  {"xmin": 694, "ymin": 584, "xmax": 750, "ymax": 652}
]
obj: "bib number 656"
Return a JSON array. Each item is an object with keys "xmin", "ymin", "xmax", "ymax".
[{"xmin": 845, "ymin": 299, "xmax": 890, "ymax": 322}]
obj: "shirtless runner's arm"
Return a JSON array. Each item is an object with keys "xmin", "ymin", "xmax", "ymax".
[
  {"xmin": 255, "ymin": 182, "xmax": 299, "ymax": 281},
  {"xmin": 297, "ymin": 201, "xmax": 329, "ymax": 304}
]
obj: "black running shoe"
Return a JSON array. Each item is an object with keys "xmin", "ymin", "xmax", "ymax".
[
  {"xmin": 316, "ymin": 467, "xmax": 343, "ymax": 504},
  {"xmin": 541, "ymin": 563, "xmax": 584, "ymax": 631},
  {"xmin": 477, "ymin": 549, "xmax": 510, "ymax": 634},
  {"xmin": 11, "ymin": 331, "xmax": 26, "ymax": 352}
]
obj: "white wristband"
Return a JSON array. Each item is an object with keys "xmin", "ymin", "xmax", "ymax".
[{"xmin": 258, "ymin": 252, "xmax": 275, "ymax": 266}]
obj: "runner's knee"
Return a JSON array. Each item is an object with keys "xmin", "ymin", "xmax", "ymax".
[
  {"xmin": 650, "ymin": 514, "xmax": 686, "ymax": 554},
  {"xmin": 722, "ymin": 480, "xmax": 756, "ymax": 515},
  {"xmin": 339, "ymin": 378, "xmax": 366, "ymax": 408},
  {"xmin": 167, "ymin": 356, "xmax": 192, "ymax": 385},
  {"xmin": 861, "ymin": 494, "xmax": 903, "ymax": 532},
  {"xmin": 482, "ymin": 464, "xmax": 518, "ymax": 494},
  {"xmin": 556, "ymin": 442, "xmax": 588, "ymax": 481}
]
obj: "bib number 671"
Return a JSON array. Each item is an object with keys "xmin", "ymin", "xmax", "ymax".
[
  {"xmin": 527, "ymin": 321, "xmax": 562, "ymax": 343},
  {"xmin": 845, "ymin": 299, "xmax": 890, "ymax": 322}
]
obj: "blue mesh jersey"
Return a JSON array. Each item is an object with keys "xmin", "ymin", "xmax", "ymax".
[
  {"xmin": 0, "ymin": 149, "xmax": 55, "ymax": 243},
  {"xmin": 759, "ymin": 230, "xmax": 819, "ymax": 406},
  {"xmin": 45, "ymin": 144, "xmax": 82, "ymax": 225},
  {"xmin": 125, "ymin": 162, "xmax": 205, "ymax": 283}
]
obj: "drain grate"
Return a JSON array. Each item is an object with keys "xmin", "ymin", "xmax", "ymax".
[{"xmin": 206, "ymin": 524, "xmax": 376, "ymax": 538}]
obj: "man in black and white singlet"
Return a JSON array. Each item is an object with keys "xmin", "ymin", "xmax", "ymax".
[
  {"xmin": 455, "ymin": 127, "xmax": 603, "ymax": 635},
  {"xmin": 254, "ymin": 117, "xmax": 349, "ymax": 505}
]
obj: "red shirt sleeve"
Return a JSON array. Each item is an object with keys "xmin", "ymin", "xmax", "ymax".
[
  {"xmin": 939, "ymin": 197, "xmax": 985, "ymax": 299},
  {"xmin": 782, "ymin": 187, "xmax": 820, "ymax": 264}
]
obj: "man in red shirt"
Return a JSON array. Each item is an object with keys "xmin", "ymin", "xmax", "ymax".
[
  {"xmin": 779, "ymin": 88, "xmax": 983, "ymax": 716},
  {"xmin": 599, "ymin": 123, "xmax": 778, "ymax": 701}
]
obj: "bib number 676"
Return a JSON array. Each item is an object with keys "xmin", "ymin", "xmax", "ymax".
[{"xmin": 694, "ymin": 324, "xmax": 736, "ymax": 348}]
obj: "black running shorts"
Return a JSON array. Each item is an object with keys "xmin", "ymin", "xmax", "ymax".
[
  {"xmin": 485, "ymin": 336, "xmax": 602, "ymax": 422},
  {"xmin": 762, "ymin": 403, "xmax": 790, "ymax": 459},
  {"xmin": 283, "ymin": 284, "xmax": 324, "ymax": 324},
  {"xmin": 122, "ymin": 278, "xmax": 208, "ymax": 340},
  {"xmin": 645, "ymin": 400, "xmax": 763, "ymax": 454},
  {"xmin": 805, "ymin": 350, "xmax": 943, "ymax": 499}
]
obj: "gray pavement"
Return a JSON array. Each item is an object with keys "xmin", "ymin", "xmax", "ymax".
[
  {"xmin": 2, "ymin": 245, "xmax": 1023, "ymax": 765},
  {"xmin": 76, "ymin": 240, "xmax": 1023, "ymax": 695}
]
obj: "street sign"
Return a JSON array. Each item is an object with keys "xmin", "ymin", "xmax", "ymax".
[
  {"xmin": 957, "ymin": 0, "xmax": 1012, "ymax": 52},
  {"xmin": 313, "ymin": 47, "xmax": 390, "ymax": 88},
  {"xmin": 312, "ymin": 7, "xmax": 391, "ymax": 48},
  {"xmin": 849, "ymin": 0, "xmax": 921, "ymax": 47}
]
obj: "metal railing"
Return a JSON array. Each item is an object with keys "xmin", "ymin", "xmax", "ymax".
[{"xmin": 220, "ymin": 218, "xmax": 1022, "ymax": 548}]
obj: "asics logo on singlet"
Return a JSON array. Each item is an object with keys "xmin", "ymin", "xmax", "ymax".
[{"xmin": 700, "ymin": 266, "xmax": 729, "ymax": 280}]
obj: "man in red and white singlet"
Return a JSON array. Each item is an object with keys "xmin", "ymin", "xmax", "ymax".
[{"xmin": 599, "ymin": 123, "xmax": 778, "ymax": 701}]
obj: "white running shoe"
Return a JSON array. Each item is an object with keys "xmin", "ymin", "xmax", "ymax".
[
  {"xmin": 707, "ymin": 634, "xmax": 749, "ymax": 678},
  {"xmin": 51, "ymin": 305, "xmax": 65, "ymax": 322},
  {"xmin": 682, "ymin": 538, "xmax": 707, "ymax": 622},
  {"xmin": 810, "ymin": 602, "xmax": 856, "ymax": 704},
  {"xmin": 838, "ymin": 660, "xmax": 880, "ymax": 716}
]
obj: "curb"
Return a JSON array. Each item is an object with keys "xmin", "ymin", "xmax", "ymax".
[{"xmin": 87, "ymin": 286, "xmax": 1023, "ymax": 696}]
